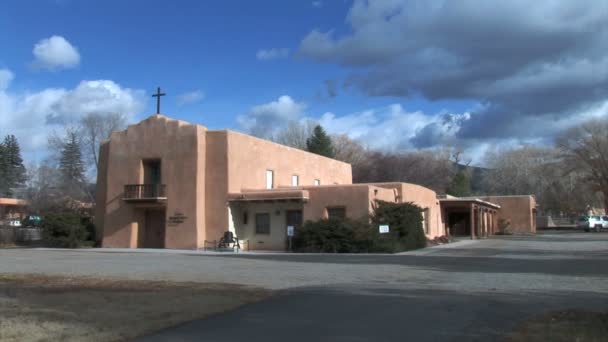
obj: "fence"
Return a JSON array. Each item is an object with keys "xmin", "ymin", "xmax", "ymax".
[{"xmin": 0, "ymin": 227, "xmax": 43, "ymax": 246}]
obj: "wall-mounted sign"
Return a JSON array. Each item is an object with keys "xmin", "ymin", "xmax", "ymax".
[
  {"xmin": 287, "ymin": 226, "xmax": 295, "ymax": 237},
  {"xmin": 379, "ymin": 225, "xmax": 390, "ymax": 234},
  {"xmin": 168, "ymin": 212, "xmax": 187, "ymax": 226}
]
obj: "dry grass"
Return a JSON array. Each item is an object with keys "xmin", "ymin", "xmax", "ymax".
[
  {"xmin": 505, "ymin": 309, "xmax": 608, "ymax": 342},
  {"xmin": 0, "ymin": 273, "xmax": 274, "ymax": 342}
]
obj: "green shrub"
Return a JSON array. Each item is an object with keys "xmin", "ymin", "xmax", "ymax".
[
  {"xmin": 292, "ymin": 201, "xmax": 426, "ymax": 253},
  {"xmin": 42, "ymin": 211, "xmax": 91, "ymax": 248},
  {"xmin": 292, "ymin": 218, "xmax": 372, "ymax": 253},
  {"xmin": 371, "ymin": 200, "xmax": 427, "ymax": 251}
]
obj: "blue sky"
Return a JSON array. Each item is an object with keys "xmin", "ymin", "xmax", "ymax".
[{"xmin": 1, "ymin": 0, "xmax": 606, "ymax": 164}]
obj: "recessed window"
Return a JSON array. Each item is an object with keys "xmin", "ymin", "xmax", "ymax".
[
  {"xmin": 327, "ymin": 207, "xmax": 346, "ymax": 220},
  {"xmin": 255, "ymin": 213, "xmax": 271, "ymax": 235},
  {"xmin": 265, "ymin": 170, "xmax": 274, "ymax": 189},
  {"xmin": 292, "ymin": 175, "xmax": 299, "ymax": 186},
  {"xmin": 314, "ymin": 179, "xmax": 320, "ymax": 186}
]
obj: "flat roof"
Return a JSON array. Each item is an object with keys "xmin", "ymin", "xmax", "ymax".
[
  {"xmin": 227, "ymin": 190, "xmax": 309, "ymax": 203},
  {"xmin": 439, "ymin": 198, "xmax": 501, "ymax": 209}
]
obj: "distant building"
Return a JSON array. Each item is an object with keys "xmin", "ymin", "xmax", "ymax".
[{"xmin": 0, "ymin": 198, "xmax": 28, "ymax": 223}]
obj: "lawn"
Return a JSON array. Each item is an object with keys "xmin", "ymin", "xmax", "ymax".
[{"xmin": 0, "ymin": 274, "xmax": 274, "ymax": 342}]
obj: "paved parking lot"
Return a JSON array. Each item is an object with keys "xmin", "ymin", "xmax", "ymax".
[{"xmin": 1, "ymin": 231, "xmax": 607, "ymax": 341}]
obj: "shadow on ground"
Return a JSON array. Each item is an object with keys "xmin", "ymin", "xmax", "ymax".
[{"xmin": 135, "ymin": 287, "xmax": 608, "ymax": 342}]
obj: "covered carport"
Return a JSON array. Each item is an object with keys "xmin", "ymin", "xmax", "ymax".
[{"xmin": 440, "ymin": 198, "xmax": 501, "ymax": 239}]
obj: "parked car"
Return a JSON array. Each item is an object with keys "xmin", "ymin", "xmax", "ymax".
[
  {"xmin": 7, "ymin": 220, "xmax": 22, "ymax": 227},
  {"xmin": 577, "ymin": 216, "xmax": 608, "ymax": 232},
  {"xmin": 22, "ymin": 215, "xmax": 42, "ymax": 228}
]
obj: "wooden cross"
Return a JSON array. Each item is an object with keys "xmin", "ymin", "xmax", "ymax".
[{"xmin": 152, "ymin": 87, "xmax": 166, "ymax": 114}]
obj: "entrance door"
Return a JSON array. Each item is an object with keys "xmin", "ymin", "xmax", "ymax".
[
  {"xmin": 448, "ymin": 212, "xmax": 470, "ymax": 236},
  {"xmin": 144, "ymin": 210, "xmax": 166, "ymax": 248},
  {"xmin": 286, "ymin": 210, "xmax": 303, "ymax": 229}
]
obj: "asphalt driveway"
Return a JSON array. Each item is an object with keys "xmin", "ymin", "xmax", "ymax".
[{"xmin": 1, "ymin": 231, "xmax": 607, "ymax": 341}]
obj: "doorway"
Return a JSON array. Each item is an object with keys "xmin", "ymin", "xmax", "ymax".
[
  {"xmin": 286, "ymin": 210, "xmax": 303, "ymax": 229},
  {"xmin": 143, "ymin": 159, "xmax": 161, "ymax": 184},
  {"xmin": 448, "ymin": 212, "xmax": 470, "ymax": 236},
  {"xmin": 143, "ymin": 209, "xmax": 166, "ymax": 248}
]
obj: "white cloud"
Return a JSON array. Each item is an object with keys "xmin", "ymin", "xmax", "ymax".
[
  {"xmin": 256, "ymin": 48, "xmax": 290, "ymax": 61},
  {"xmin": 0, "ymin": 73, "xmax": 145, "ymax": 157},
  {"xmin": 32, "ymin": 35, "xmax": 81, "ymax": 70},
  {"xmin": 176, "ymin": 90, "xmax": 205, "ymax": 106},
  {"xmin": 312, "ymin": 1, "xmax": 323, "ymax": 8},
  {"xmin": 0, "ymin": 69, "xmax": 14, "ymax": 90},
  {"xmin": 238, "ymin": 95, "xmax": 306, "ymax": 137}
]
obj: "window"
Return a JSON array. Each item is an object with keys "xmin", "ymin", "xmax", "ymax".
[
  {"xmin": 314, "ymin": 179, "xmax": 320, "ymax": 186},
  {"xmin": 255, "ymin": 213, "xmax": 270, "ymax": 234},
  {"xmin": 327, "ymin": 207, "xmax": 346, "ymax": 220},
  {"xmin": 265, "ymin": 170, "xmax": 274, "ymax": 189},
  {"xmin": 292, "ymin": 175, "xmax": 299, "ymax": 186}
]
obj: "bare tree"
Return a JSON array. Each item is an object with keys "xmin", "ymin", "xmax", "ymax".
[
  {"xmin": 353, "ymin": 149, "xmax": 453, "ymax": 193},
  {"xmin": 272, "ymin": 120, "xmax": 317, "ymax": 150},
  {"xmin": 80, "ymin": 112, "xmax": 126, "ymax": 172},
  {"xmin": 331, "ymin": 134, "xmax": 367, "ymax": 165},
  {"xmin": 482, "ymin": 145, "xmax": 600, "ymax": 215},
  {"xmin": 557, "ymin": 118, "xmax": 608, "ymax": 211}
]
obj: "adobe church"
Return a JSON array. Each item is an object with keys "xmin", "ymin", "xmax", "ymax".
[
  {"xmin": 96, "ymin": 113, "xmax": 536, "ymax": 250},
  {"xmin": 95, "ymin": 113, "xmax": 449, "ymax": 250}
]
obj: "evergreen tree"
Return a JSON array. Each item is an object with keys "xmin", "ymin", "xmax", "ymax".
[
  {"xmin": 447, "ymin": 170, "xmax": 471, "ymax": 197},
  {"xmin": 3, "ymin": 135, "xmax": 26, "ymax": 191},
  {"xmin": 306, "ymin": 125, "xmax": 335, "ymax": 158},
  {"xmin": 0, "ymin": 142, "xmax": 8, "ymax": 196},
  {"xmin": 59, "ymin": 131, "xmax": 86, "ymax": 197}
]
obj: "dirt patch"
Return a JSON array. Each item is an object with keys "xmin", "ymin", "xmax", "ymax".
[
  {"xmin": 505, "ymin": 309, "xmax": 608, "ymax": 342},
  {"xmin": 0, "ymin": 273, "xmax": 275, "ymax": 342}
]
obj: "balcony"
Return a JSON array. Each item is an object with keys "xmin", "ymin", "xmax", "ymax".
[{"xmin": 123, "ymin": 184, "xmax": 167, "ymax": 203}]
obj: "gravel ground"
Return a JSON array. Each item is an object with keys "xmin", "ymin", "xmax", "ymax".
[
  {"xmin": 0, "ymin": 232, "xmax": 606, "ymax": 294},
  {"xmin": 2, "ymin": 231, "xmax": 607, "ymax": 341}
]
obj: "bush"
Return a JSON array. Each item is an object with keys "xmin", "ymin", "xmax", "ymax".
[
  {"xmin": 42, "ymin": 211, "xmax": 92, "ymax": 248},
  {"xmin": 292, "ymin": 201, "xmax": 427, "ymax": 253},
  {"xmin": 292, "ymin": 218, "xmax": 372, "ymax": 253},
  {"xmin": 371, "ymin": 200, "xmax": 427, "ymax": 251}
]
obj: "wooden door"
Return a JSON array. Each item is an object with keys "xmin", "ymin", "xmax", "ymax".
[{"xmin": 144, "ymin": 210, "xmax": 166, "ymax": 248}]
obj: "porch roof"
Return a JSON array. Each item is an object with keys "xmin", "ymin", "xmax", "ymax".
[
  {"xmin": 227, "ymin": 189, "xmax": 309, "ymax": 203},
  {"xmin": 439, "ymin": 197, "xmax": 501, "ymax": 209}
]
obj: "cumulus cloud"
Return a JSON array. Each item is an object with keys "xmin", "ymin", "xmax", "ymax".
[
  {"xmin": 32, "ymin": 35, "xmax": 80, "ymax": 70},
  {"xmin": 256, "ymin": 48, "xmax": 290, "ymax": 61},
  {"xmin": 298, "ymin": 0, "xmax": 608, "ymax": 148},
  {"xmin": 238, "ymin": 95, "xmax": 307, "ymax": 138},
  {"xmin": 176, "ymin": 90, "xmax": 205, "ymax": 106},
  {"xmin": 0, "ymin": 72, "xmax": 145, "ymax": 155}
]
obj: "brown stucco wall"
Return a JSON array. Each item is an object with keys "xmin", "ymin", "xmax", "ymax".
[
  {"xmin": 99, "ymin": 115, "xmax": 206, "ymax": 249},
  {"xmin": 479, "ymin": 196, "xmax": 537, "ymax": 234},
  {"xmin": 225, "ymin": 130, "xmax": 352, "ymax": 192}
]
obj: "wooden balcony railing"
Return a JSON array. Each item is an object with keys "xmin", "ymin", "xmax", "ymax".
[{"xmin": 123, "ymin": 184, "xmax": 167, "ymax": 201}]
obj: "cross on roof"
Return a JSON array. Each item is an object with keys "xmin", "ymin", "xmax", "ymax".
[{"xmin": 152, "ymin": 87, "xmax": 166, "ymax": 114}]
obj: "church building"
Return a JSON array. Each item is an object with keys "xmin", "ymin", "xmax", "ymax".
[{"xmin": 95, "ymin": 114, "xmax": 445, "ymax": 250}]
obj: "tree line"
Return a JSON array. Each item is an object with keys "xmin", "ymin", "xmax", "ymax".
[{"xmin": 266, "ymin": 118, "xmax": 608, "ymax": 216}]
